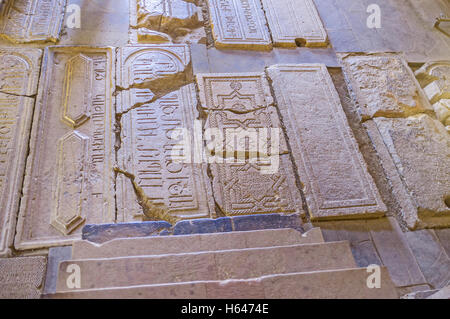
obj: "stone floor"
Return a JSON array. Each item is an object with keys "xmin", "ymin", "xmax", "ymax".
[{"xmin": 0, "ymin": 0, "xmax": 449, "ymax": 299}]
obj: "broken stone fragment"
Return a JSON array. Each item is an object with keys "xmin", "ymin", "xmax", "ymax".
[
  {"xmin": 415, "ymin": 61, "xmax": 450, "ymax": 130},
  {"xmin": 365, "ymin": 114, "xmax": 450, "ymax": 229},
  {"xmin": 117, "ymin": 84, "xmax": 215, "ymax": 222},
  {"xmin": 136, "ymin": 0, "xmax": 203, "ymax": 36},
  {"xmin": 137, "ymin": 28, "xmax": 173, "ymax": 43},
  {"xmin": 415, "ymin": 61, "xmax": 450, "ymax": 104},
  {"xmin": 339, "ymin": 53, "xmax": 434, "ymax": 120}
]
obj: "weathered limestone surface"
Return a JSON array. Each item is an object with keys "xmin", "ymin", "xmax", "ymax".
[
  {"xmin": 46, "ymin": 267, "xmax": 398, "ymax": 299},
  {"xmin": 56, "ymin": 241, "xmax": 356, "ymax": 291},
  {"xmin": 196, "ymin": 72, "xmax": 303, "ymax": 217},
  {"xmin": 117, "ymin": 84, "xmax": 215, "ymax": 222},
  {"xmin": 314, "ymin": 218, "xmax": 428, "ymax": 290},
  {"xmin": 267, "ymin": 64, "xmax": 386, "ymax": 220},
  {"xmin": 15, "ymin": 46, "xmax": 116, "ymax": 250},
  {"xmin": 0, "ymin": 0, "xmax": 66, "ymax": 43},
  {"xmin": 72, "ymin": 228, "xmax": 324, "ymax": 259},
  {"xmin": 365, "ymin": 115, "xmax": 450, "ymax": 229},
  {"xmin": 116, "ymin": 44, "xmax": 191, "ymax": 96},
  {"xmin": 0, "ymin": 257, "xmax": 47, "ymax": 299},
  {"xmin": 340, "ymin": 54, "xmax": 434, "ymax": 120},
  {"xmin": 0, "ymin": 47, "xmax": 42, "ymax": 96},
  {"xmin": 130, "ymin": 0, "xmax": 205, "ymax": 44},
  {"xmin": 415, "ymin": 61, "xmax": 450, "ymax": 131},
  {"xmin": 261, "ymin": 0, "xmax": 327, "ymax": 47},
  {"xmin": 0, "ymin": 48, "xmax": 42, "ymax": 256},
  {"xmin": 405, "ymin": 229, "xmax": 450, "ymax": 289},
  {"xmin": 206, "ymin": 0, "xmax": 272, "ymax": 50}
]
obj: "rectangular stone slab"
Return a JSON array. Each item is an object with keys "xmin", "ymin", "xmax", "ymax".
[
  {"xmin": 267, "ymin": 64, "xmax": 386, "ymax": 220},
  {"xmin": 15, "ymin": 46, "xmax": 116, "ymax": 250},
  {"xmin": 364, "ymin": 115, "xmax": 450, "ymax": 229},
  {"xmin": 117, "ymin": 84, "xmax": 215, "ymax": 221},
  {"xmin": 261, "ymin": 0, "xmax": 328, "ymax": 47},
  {"xmin": 196, "ymin": 72, "xmax": 303, "ymax": 217},
  {"xmin": 206, "ymin": 0, "xmax": 272, "ymax": 50},
  {"xmin": 339, "ymin": 53, "xmax": 434, "ymax": 120},
  {"xmin": 0, "ymin": 48, "xmax": 42, "ymax": 256},
  {"xmin": 56, "ymin": 241, "xmax": 356, "ymax": 291},
  {"xmin": 46, "ymin": 267, "xmax": 398, "ymax": 299},
  {"xmin": 72, "ymin": 228, "xmax": 324, "ymax": 259},
  {"xmin": 0, "ymin": 256, "xmax": 47, "ymax": 299},
  {"xmin": 0, "ymin": 0, "xmax": 66, "ymax": 43}
]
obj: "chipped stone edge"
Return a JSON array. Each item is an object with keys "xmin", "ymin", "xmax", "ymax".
[
  {"xmin": 338, "ymin": 52, "xmax": 435, "ymax": 121},
  {"xmin": 363, "ymin": 119, "xmax": 450, "ymax": 230}
]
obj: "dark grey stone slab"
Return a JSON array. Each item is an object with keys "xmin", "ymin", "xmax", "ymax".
[
  {"xmin": 43, "ymin": 246, "xmax": 72, "ymax": 295},
  {"xmin": 82, "ymin": 214, "xmax": 304, "ymax": 244}
]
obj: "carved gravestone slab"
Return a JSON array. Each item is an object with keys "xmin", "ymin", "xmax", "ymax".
[
  {"xmin": 365, "ymin": 115, "xmax": 450, "ymax": 229},
  {"xmin": 15, "ymin": 46, "xmax": 116, "ymax": 251},
  {"xmin": 117, "ymin": 84, "xmax": 215, "ymax": 222},
  {"xmin": 267, "ymin": 64, "xmax": 386, "ymax": 220},
  {"xmin": 339, "ymin": 54, "xmax": 433, "ymax": 120},
  {"xmin": 0, "ymin": 48, "xmax": 42, "ymax": 257},
  {"xmin": 196, "ymin": 72, "xmax": 303, "ymax": 217},
  {"xmin": 0, "ymin": 257, "xmax": 47, "ymax": 299},
  {"xmin": 116, "ymin": 44, "xmax": 191, "ymax": 99},
  {"xmin": 0, "ymin": 0, "xmax": 66, "ymax": 43},
  {"xmin": 261, "ymin": 0, "xmax": 327, "ymax": 47},
  {"xmin": 206, "ymin": 0, "xmax": 272, "ymax": 50}
]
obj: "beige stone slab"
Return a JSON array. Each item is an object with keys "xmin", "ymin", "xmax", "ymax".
[
  {"xmin": 0, "ymin": 256, "xmax": 47, "ymax": 299},
  {"xmin": 47, "ymin": 267, "xmax": 398, "ymax": 299},
  {"xmin": 72, "ymin": 228, "xmax": 324, "ymax": 259},
  {"xmin": 117, "ymin": 84, "xmax": 215, "ymax": 222},
  {"xmin": 364, "ymin": 115, "xmax": 450, "ymax": 229},
  {"xmin": 116, "ymin": 44, "xmax": 191, "ymax": 98},
  {"xmin": 0, "ymin": 49, "xmax": 42, "ymax": 257},
  {"xmin": 56, "ymin": 241, "xmax": 355, "ymax": 291},
  {"xmin": 339, "ymin": 53, "xmax": 434, "ymax": 120},
  {"xmin": 195, "ymin": 72, "xmax": 301, "ymax": 217},
  {"xmin": 0, "ymin": 47, "xmax": 42, "ymax": 96},
  {"xmin": 263, "ymin": 267, "xmax": 398, "ymax": 299},
  {"xmin": 267, "ymin": 64, "xmax": 386, "ymax": 220},
  {"xmin": 134, "ymin": 0, "xmax": 203, "ymax": 34},
  {"xmin": 0, "ymin": 0, "xmax": 65, "ymax": 43},
  {"xmin": 15, "ymin": 46, "xmax": 116, "ymax": 250},
  {"xmin": 261, "ymin": 0, "xmax": 327, "ymax": 47},
  {"xmin": 206, "ymin": 0, "xmax": 272, "ymax": 50}
]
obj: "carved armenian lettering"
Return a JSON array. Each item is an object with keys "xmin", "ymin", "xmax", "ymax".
[
  {"xmin": 207, "ymin": 0, "xmax": 272, "ymax": 50},
  {"xmin": 0, "ymin": 0, "xmax": 66, "ymax": 43},
  {"xmin": 117, "ymin": 84, "xmax": 215, "ymax": 221},
  {"xmin": 15, "ymin": 47, "xmax": 115, "ymax": 250}
]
